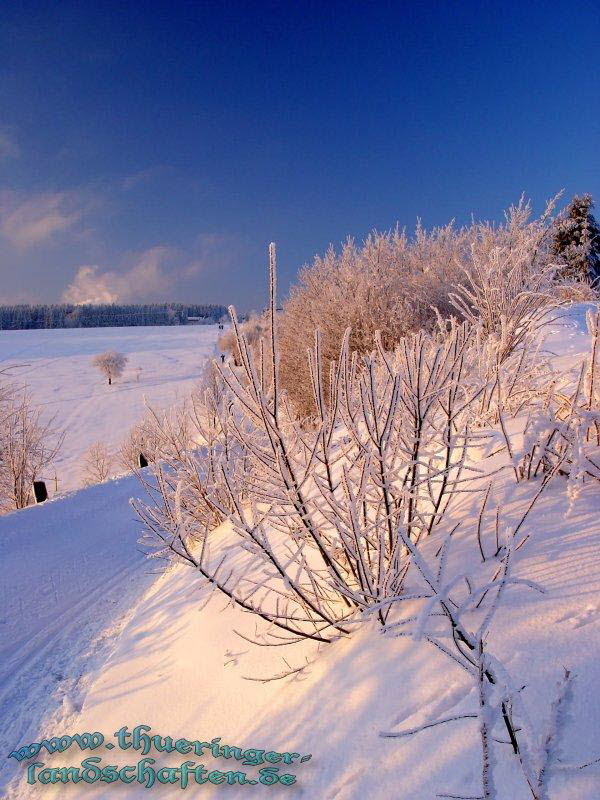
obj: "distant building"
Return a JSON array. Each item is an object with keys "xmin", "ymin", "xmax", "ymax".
[{"xmin": 186, "ymin": 316, "xmax": 211, "ymax": 325}]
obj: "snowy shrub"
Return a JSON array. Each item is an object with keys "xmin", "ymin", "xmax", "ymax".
[
  {"xmin": 81, "ymin": 442, "xmax": 113, "ymax": 487},
  {"xmin": 133, "ymin": 362, "xmax": 242, "ymax": 548},
  {"xmin": 0, "ymin": 385, "xmax": 63, "ymax": 511},
  {"xmin": 552, "ymin": 278, "xmax": 599, "ymax": 304},
  {"xmin": 119, "ymin": 417, "xmax": 161, "ymax": 470},
  {"xmin": 135, "ymin": 245, "xmax": 488, "ymax": 642},
  {"xmin": 133, "ymin": 239, "xmax": 597, "ymax": 792},
  {"xmin": 379, "ymin": 451, "xmax": 597, "ymax": 799},
  {"xmin": 218, "ymin": 313, "xmax": 269, "ymax": 367},
  {"xmin": 279, "ymin": 225, "xmax": 467, "ymax": 417},
  {"xmin": 449, "ymin": 196, "xmax": 561, "ymax": 365},
  {"xmin": 118, "ymin": 403, "xmax": 193, "ymax": 472},
  {"xmin": 279, "ymin": 198, "xmax": 562, "ymax": 417},
  {"xmin": 517, "ymin": 308, "xmax": 600, "ymax": 497}
]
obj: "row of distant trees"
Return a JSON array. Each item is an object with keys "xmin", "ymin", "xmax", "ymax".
[{"xmin": 0, "ymin": 302, "xmax": 227, "ymax": 330}]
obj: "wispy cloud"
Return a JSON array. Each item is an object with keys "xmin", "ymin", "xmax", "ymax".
[
  {"xmin": 62, "ymin": 246, "xmax": 176, "ymax": 304},
  {"xmin": 0, "ymin": 190, "xmax": 82, "ymax": 248},
  {"xmin": 61, "ymin": 234, "xmax": 242, "ymax": 305},
  {"xmin": 180, "ymin": 233, "xmax": 242, "ymax": 278},
  {"xmin": 121, "ymin": 166, "xmax": 169, "ymax": 192},
  {"xmin": 0, "ymin": 129, "xmax": 20, "ymax": 162}
]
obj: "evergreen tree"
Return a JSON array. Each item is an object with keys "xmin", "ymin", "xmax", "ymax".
[{"xmin": 552, "ymin": 194, "xmax": 600, "ymax": 285}]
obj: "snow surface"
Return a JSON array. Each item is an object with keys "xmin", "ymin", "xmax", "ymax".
[
  {"xmin": 0, "ymin": 475, "xmax": 157, "ymax": 793},
  {"xmin": 1, "ymin": 308, "xmax": 600, "ymax": 798},
  {"xmin": 0, "ymin": 324, "xmax": 221, "ymax": 491}
]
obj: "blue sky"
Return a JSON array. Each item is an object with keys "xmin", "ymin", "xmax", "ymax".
[{"xmin": 1, "ymin": 0, "xmax": 598, "ymax": 310}]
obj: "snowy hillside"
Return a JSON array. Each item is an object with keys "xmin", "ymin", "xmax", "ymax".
[
  {"xmin": 0, "ymin": 324, "xmax": 221, "ymax": 492},
  {"xmin": 1, "ymin": 308, "xmax": 599, "ymax": 799},
  {"xmin": 0, "ymin": 474, "xmax": 156, "ymax": 793}
]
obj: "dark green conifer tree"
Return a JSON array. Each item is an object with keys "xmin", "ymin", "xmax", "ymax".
[{"xmin": 552, "ymin": 194, "xmax": 600, "ymax": 285}]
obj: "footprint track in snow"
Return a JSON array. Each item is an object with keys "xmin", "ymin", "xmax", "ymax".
[{"xmin": 556, "ymin": 604, "xmax": 599, "ymax": 629}]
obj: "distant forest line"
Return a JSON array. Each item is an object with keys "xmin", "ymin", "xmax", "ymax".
[{"xmin": 0, "ymin": 303, "xmax": 228, "ymax": 330}]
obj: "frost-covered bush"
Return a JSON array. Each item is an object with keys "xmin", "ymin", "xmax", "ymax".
[
  {"xmin": 135, "ymin": 245, "xmax": 489, "ymax": 642},
  {"xmin": 81, "ymin": 442, "xmax": 113, "ymax": 486},
  {"xmin": 119, "ymin": 416, "xmax": 165, "ymax": 470},
  {"xmin": 0, "ymin": 384, "xmax": 63, "ymax": 511},
  {"xmin": 218, "ymin": 313, "xmax": 268, "ymax": 366},
  {"xmin": 450, "ymin": 197, "xmax": 561, "ymax": 364},
  {"xmin": 552, "ymin": 278, "xmax": 599, "ymax": 304},
  {"xmin": 133, "ymin": 359, "xmax": 244, "ymax": 541},
  {"xmin": 518, "ymin": 308, "xmax": 600, "ymax": 499},
  {"xmin": 279, "ymin": 225, "xmax": 467, "ymax": 417},
  {"xmin": 279, "ymin": 199, "xmax": 562, "ymax": 418}
]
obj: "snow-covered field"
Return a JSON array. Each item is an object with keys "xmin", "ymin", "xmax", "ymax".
[
  {"xmin": 0, "ymin": 324, "xmax": 221, "ymax": 491},
  {"xmin": 1, "ymin": 310, "xmax": 600, "ymax": 799}
]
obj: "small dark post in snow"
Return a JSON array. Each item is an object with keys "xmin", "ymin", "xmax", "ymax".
[
  {"xmin": 32, "ymin": 481, "xmax": 48, "ymax": 503},
  {"xmin": 138, "ymin": 453, "xmax": 149, "ymax": 469}
]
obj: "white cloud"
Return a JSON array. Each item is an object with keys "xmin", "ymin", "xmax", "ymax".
[
  {"xmin": 61, "ymin": 234, "xmax": 244, "ymax": 306},
  {"xmin": 62, "ymin": 247, "xmax": 174, "ymax": 304},
  {"xmin": 0, "ymin": 130, "xmax": 19, "ymax": 161},
  {"xmin": 0, "ymin": 191, "xmax": 82, "ymax": 248},
  {"xmin": 61, "ymin": 266, "xmax": 119, "ymax": 304}
]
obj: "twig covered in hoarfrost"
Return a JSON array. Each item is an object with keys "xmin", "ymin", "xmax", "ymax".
[
  {"xmin": 134, "ymin": 244, "xmax": 491, "ymax": 644},
  {"xmin": 381, "ymin": 473, "xmax": 596, "ymax": 799}
]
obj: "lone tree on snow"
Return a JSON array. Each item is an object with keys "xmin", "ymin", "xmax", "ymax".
[
  {"xmin": 552, "ymin": 193, "xmax": 600, "ymax": 286},
  {"xmin": 92, "ymin": 351, "xmax": 128, "ymax": 385}
]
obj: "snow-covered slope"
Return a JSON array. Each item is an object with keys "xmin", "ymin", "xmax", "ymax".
[
  {"xmin": 0, "ymin": 324, "xmax": 221, "ymax": 491},
  {"xmin": 5, "ymin": 478, "xmax": 599, "ymax": 799},
  {"xmin": 2, "ymin": 309, "xmax": 600, "ymax": 799},
  {"xmin": 0, "ymin": 475, "xmax": 158, "ymax": 793}
]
